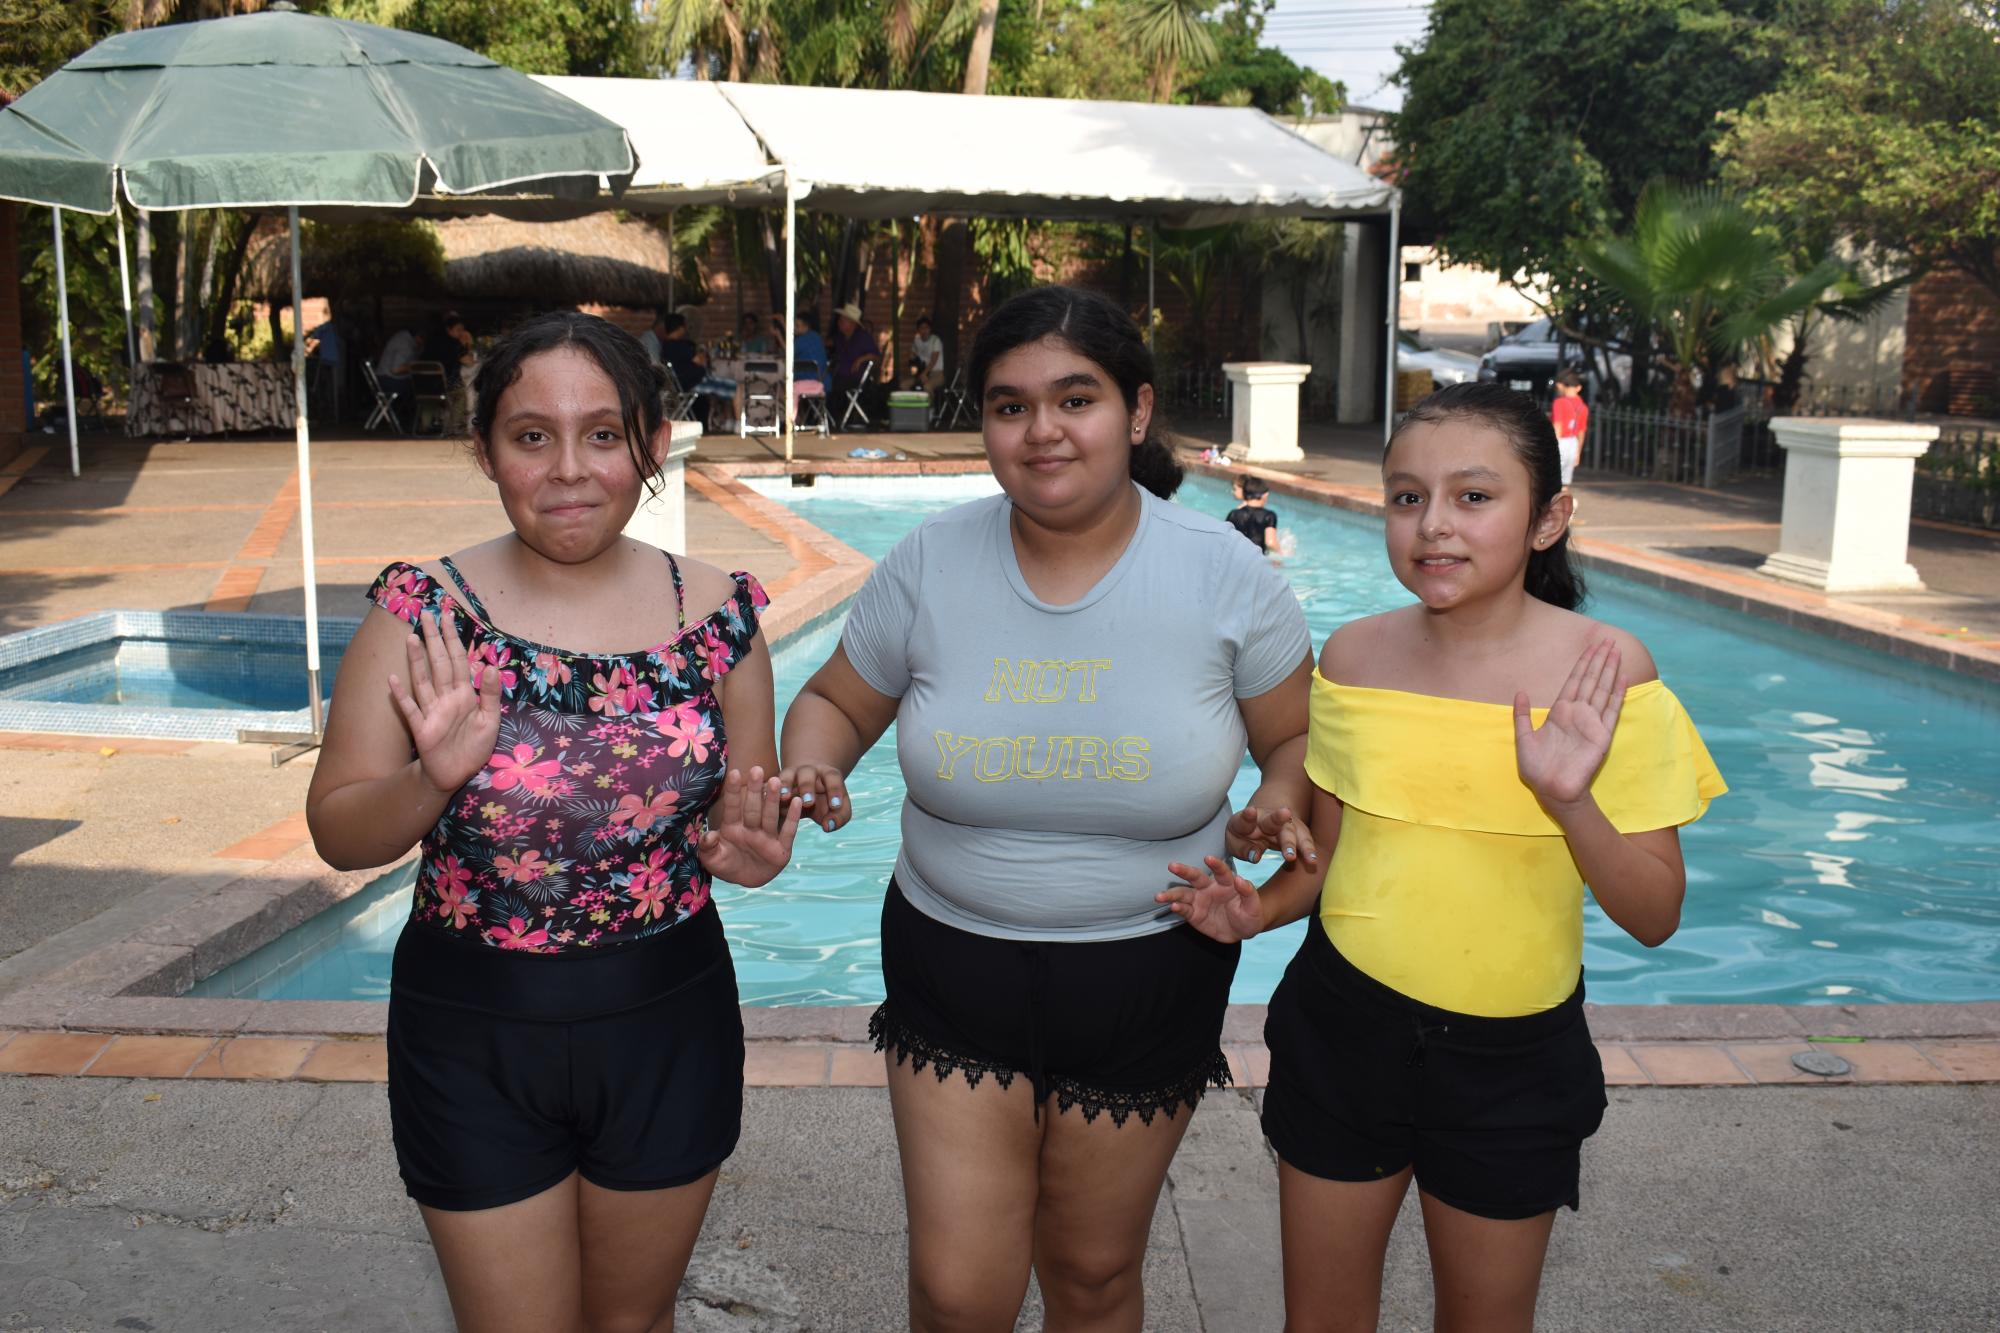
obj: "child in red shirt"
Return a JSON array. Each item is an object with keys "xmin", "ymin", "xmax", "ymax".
[{"xmin": 1551, "ymin": 369, "xmax": 1588, "ymax": 486}]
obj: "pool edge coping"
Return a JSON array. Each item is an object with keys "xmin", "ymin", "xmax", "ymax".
[{"xmin": 0, "ymin": 455, "xmax": 1995, "ymax": 1080}]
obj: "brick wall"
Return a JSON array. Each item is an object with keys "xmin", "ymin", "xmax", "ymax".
[
  {"xmin": 1902, "ymin": 268, "xmax": 2000, "ymax": 416},
  {"xmin": 0, "ymin": 203, "xmax": 25, "ymax": 466}
]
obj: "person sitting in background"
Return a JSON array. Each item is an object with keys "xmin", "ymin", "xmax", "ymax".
[
  {"xmin": 908, "ymin": 315, "xmax": 943, "ymax": 392},
  {"xmin": 740, "ymin": 312, "xmax": 777, "ymax": 357},
  {"xmin": 830, "ymin": 302, "xmax": 878, "ymax": 424},
  {"xmin": 792, "ymin": 310, "xmax": 829, "ymax": 386},
  {"xmin": 656, "ymin": 312, "xmax": 736, "ymax": 429},
  {"xmin": 438, "ymin": 312, "xmax": 476, "ymax": 386},
  {"xmin": 375, "ymin": 326, "xmax": 424, "ymax": 397}
]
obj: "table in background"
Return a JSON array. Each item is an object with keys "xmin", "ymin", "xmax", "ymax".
[{"xmin": 126, "ymin": 362, "xmax": 296, "ymax": 437}]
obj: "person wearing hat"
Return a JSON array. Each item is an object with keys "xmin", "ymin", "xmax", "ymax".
[{"xmin": 831, "ymin": 301, "xmax": 880, "ymax": 427}]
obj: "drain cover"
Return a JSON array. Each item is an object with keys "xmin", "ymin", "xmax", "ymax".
[{"xmin": 1791, "ymin": 1049, "xmax": 1853, "ymax": 1077}]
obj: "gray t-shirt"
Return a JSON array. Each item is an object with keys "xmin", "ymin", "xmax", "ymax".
[{"xmin": 841, "ymin": 485, "xmax": 1310, "ymax": 942}]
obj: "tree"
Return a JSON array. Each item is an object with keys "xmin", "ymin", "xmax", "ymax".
[
  {"xmin": 1391, "ymin": 0, "xmax": 1794, "ymax": 285},
  {"xmin": 1121, "ymin": 0, "xmax": 1217, "ymax": 101},
  {"xmin": 323, "ymin": 0, "xmax": 647, "ymax": 75},
  {"xmin": 1575, "ymin": 183, "xmax": 1844, "ymax": 418},
  {"xmin": 1716, "ymin": 0, "xmax": 2000, "ymax": 305},
  {"xmin": 1185, "ymin": 0, "xmax": 1338, "ymax": 115}
]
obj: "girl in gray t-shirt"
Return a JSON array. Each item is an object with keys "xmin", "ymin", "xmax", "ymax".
[{"xmin": 779, "ymin": 285, "xmax": 1328, "ymax": 1332}]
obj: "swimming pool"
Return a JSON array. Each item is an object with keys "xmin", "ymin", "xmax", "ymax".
[{"xmin": 190, "ymin": 472, "xmax": 2000, "ymax": 1007}]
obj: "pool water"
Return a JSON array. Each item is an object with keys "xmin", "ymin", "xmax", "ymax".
[
  {"xmin": 192, "ymin": 473, "xmax": 2000, "ymax": 1007},
  {"xmin": 0, "ymin": 635, "xmax": 348, "ymax": 711}
]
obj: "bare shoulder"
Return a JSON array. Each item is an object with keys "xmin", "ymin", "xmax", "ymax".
[
  {"xmin": 1316, "ymin": 607, "xmax": 1415, "ymax": 686},
  {"xmin": 668, "ymin": 551, "xmax": 748, "ymax": 621},
  {"xmin": 1562, "ymin": 609, "xmax": 1659, "ymax": 685}
]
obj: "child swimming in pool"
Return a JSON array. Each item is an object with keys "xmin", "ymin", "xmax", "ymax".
[{"xmin": 1160, "ymin": 381, "xmax": 1726, "ymax": 1332}]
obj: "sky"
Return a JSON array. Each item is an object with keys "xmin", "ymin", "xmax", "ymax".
[{"xmin": 1259, "ymin": 0, "xmax": 1431, "ymax": 113}]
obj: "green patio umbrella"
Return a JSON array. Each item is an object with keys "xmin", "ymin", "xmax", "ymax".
[{"xmin": 0, "ymin": 1, "xmax": 635, "ymax": 744}]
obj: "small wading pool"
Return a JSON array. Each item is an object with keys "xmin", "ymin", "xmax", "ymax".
[
  {"xmin": 191, "ymin": 472, "xmax": 2000, "ymax": 1008},
  {"xmin": 0, "ymin": 610, "xmax": 358, "ymax": 741}
]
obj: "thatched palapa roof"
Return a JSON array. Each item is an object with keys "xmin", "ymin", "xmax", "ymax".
[{"xmin": 434, "ymin": 213, "xmax": 674, "ymax": 308}]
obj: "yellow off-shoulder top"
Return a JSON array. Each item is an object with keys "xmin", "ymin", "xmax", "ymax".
[{"xmin": 1305, "ymin": 673, "xmax": 1727, "ymax": 1017}]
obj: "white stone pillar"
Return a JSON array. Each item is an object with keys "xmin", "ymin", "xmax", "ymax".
[
  {"xmin": 1222, "ymin": 362, "xmax": 1312, "ymax": 463},
  {"xmin": 1758, "ymin": 418, "xmax": 1938, "ymax": 594},
  {"xmin": 624, "ymin": 422, "xmax": 702, "ymax": 554}
]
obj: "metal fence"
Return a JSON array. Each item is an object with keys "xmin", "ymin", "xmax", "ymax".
[
  {"xmin": 1914, "ymin": 424, "xmax": 2000, "ymax": 529},
  {"xmin": 1161, "ymin": 366, "xmax": 1231, "ymax": 420},
  {"xmin": 1583, "ymin": 403, "xmax": 1746, "ymax": 487}
]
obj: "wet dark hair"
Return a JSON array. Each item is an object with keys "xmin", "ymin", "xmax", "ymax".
[
  {"xmin": 1237, "ymin": 475, "xmax": 1268, "ymax": 501},
  {"xmin": 469, "ymin": 311, "xmax": 671, "ymax": 497},
  {"xmin": 966, "ymin": 285, "xmax": 1182, "ymax": 500},
  {"xmin": 1386, "ymin": 381, "xmax": 1586, "ymax": 609}
]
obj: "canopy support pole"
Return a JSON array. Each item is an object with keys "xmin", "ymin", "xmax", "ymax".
[
  {"xmin": 247, "ymin": 206, "xmax": 323, "ymax": 764},
  {"xmin": 52, "ymin": 207, "xmax": 79, "ymax": 478},
  {"xmin": 784, "ymin": 174, "xmax": 797, "ymax": 464},
  {"xmin": 1145, "ymin": 221, "xmax": 1156, "ymax": 350},
  {"xmin": 666, "ymin": 208, "xmax": 675, "ymax": 312},
  {"xmin": 1382, "ymin": 197, "xmax": 1401, "ymax": 448},
  {"xmin": 113, "ymin": 199, "xmax": 136, "ymax": 372}
]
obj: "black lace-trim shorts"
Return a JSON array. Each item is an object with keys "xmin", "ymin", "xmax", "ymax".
[
  {"xmin": 1262, "ymin": 921, "xmax": 1607, "ymax": 1221},
  {"xmin": 872, "ymin": 879, "xmax": 1238, "ymax": 1127}
]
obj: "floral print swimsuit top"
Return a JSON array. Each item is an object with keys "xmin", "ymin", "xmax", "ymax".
[{"xmin": 366, "ymin": 556, "xmax": 768, "ymax": 955}]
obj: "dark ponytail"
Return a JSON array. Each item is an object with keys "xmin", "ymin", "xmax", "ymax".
[
  {"xmin": 967, "ymin": 285, "xmax": 1184, "ymax": 500},
  {"xmin": 1388, "ymin": 381, "xmax": 1586, "ymax": 610}
]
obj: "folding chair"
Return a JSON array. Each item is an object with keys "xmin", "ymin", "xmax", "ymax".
[
  {"xmin": 661, "ymin": 375, "xmax": 700, "ymax": 424},
  {"xmin": 791, "ymin": 361, "xmax": 831, "ymax": 436},
  {"xmin": 407, "ymin": 360, "xmax": 450, "ymax": 436},
  {"xmin": 360, "ymin": 362, "xmax": 403, "ymax": 433},
  {"xmin": 932, "ymin": 364, "xmax": 974, "ymax": 429},
  {"xmin": 838, "ymin": 358, "xmax": 877, "ymax": 431},
  {"xmin": 738, "ymin": 359, "xmax": 783, "ymax": 437}
]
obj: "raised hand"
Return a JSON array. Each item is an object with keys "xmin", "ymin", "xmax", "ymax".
[
  {"xmin": 698, "ymin": 765, "xmax": 803, "ymax": 888},
  {"xmin": 1515, "ymin": 640, "xmax": 1625, "ymax": 812},
  {"xmin": 388, "ymin": 606, "xmax": 502, "ymax": 796},
  {"xmin": 777, "ymin": 762, "xmax": 853, "ymax": 835},
  {"xmin": 1158, "ymin": 856, "xmax": 1265, "ymax": 943},
  {"xmin": 1224, "ymin": 804, "xmax": 1317, "ymax": 867}
]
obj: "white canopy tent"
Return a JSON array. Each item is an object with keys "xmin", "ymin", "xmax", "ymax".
[{"xmin": 509, "ymin": 80, "xmax": 1403, "ymax": 455}]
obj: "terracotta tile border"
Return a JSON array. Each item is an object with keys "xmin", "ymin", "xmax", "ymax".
[
  {"xmin": 0, "ymin": 732, "xmax": 197, "ymax": 755},
  {"xmin": 1181, "ymin": 457, "xmax": 2000, "ymax": 683},
  {"xmin": 4, "ymin": 1032, "xmax": 1998, "ymax": 1088}
]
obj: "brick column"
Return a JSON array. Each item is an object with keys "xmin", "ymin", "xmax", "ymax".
[{"xmin": 0, "ymin": 203, "xmax": 25, "ymax": 468}]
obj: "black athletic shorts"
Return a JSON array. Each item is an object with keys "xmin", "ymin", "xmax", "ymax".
[
  {"xmin": 870, "ymin": 879, "xmax": 1237, "ymax": 1126},
  {"xmin": 386, "ymin": 904, "xmax": 744, "ymax": 1212},
  {"xmin": 1261, "ymin": 921, "xmax": 1606, "ymax": 1221}
]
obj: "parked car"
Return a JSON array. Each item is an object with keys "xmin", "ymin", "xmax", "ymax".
[
  {"xmin": 1397, "ymin": 331, "xmax": 1482, "ymax": 387},
  {"xmin": 1475, "ymin": 318, "xmax": 1630, "ymax": 400}
]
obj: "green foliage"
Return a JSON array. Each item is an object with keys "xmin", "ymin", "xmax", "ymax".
[
  {"xmin": 319, "ymin": 0, "xmax": 649, "ymax": 75},
  {"xmin": 281, "ymin": 217, "xmax": 445, "ymax": 304},
  {"xmin": 1186, "ymin": 0, "xmax": 1340, "ymax": 115},
  {"xmin": 18, "ymin": 208, "xmax": 129, "ymax": 409},
  {"xmin": 1121, "ymin": 0, "xmax": 1216, "ymax": 99},
  {"xmin": 1392, "ymin": 0, "xmax": 1794, "ymax": 284},
  {"xmin": 1575, "ymin": 182, "xmax": 1844, "ymax": 415},
  {"xmin": 991, "ymin": 0, "xmax": 1150, "ymax": 100},
  {"xmin": 1716, "ymin": 0, "xmax": 2000, "ymax": 303},
  {"xmin": 0, "ymin": 0, "xmax": 121, "ymax": 94}
]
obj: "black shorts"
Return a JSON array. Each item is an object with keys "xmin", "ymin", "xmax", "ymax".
[
  {"xmin": 386, "ymin": 905, "xmax": 744, "ymax": 1212},
  {"xmin": 1262, "ymin": 922, "xmax": 1606, "ymax": 1221},
  {"xmin": 871, "ymin": 879, "xmax": 1238, "ymax": 1127}
]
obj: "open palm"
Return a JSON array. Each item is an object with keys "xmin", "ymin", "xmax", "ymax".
[
  {"xmin": 389, "ymin": 606, "xmax": 502, "ymax": 795},
  {"xmin": 698, "ymin": 766, "xmax": 802, "ymax": 888},
  {"xmin": 1159, "ymin": 855, "xmax": 1264, "ymax": 943},
  {"xmin": 1514, "ymin": 640, "xmax": 1624, "ymax": 810}
]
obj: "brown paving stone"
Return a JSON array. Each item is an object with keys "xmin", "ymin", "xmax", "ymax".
[
  {"xmin": 826, "ymin": 1045, "xmax": 888, "ymax": 1087},
  {"xmin": 1838, "ymin": 1041, "xmax": 1953, "ymax": 1083},
  {"xmin": 296, "ymin": 1040, "xmax": 389, "ymax": 1082},
  {"xmin": 83, "ymin": 1035, "xmax": 216, "ymax": 1078},
  {"xmin": 188, "ymin": 1037, "xmax": 316, "ymax": 1080},
  {"xmin": 0, "ymin": 732, "xmax": 195, "ymax": 755},
  {"xmin": 1628, "ymin": 1044, "xmax": 1753, "ymax": 1086},
  {"xmin": 0, "ymin": 1031, "xmax": 110, "ymax": 1074},
  {"xmin": 0, "ymin": 1030, "xmax": 15, "ymax": 1052},
  {"xmin": 1237, "ymin": 1044, "xmax": 1271, "ymax": 1089},
  {"xmin": 1916, "ymin": 1041, "xmax": 2000, "ymax": 1082},
  {"xmin": 1221, "ymin": 1047, "xmax": 1249, "ymax": 1087},
  {"xmin": 1596, "ymin": 1043, "xmax": 1651, "ymax": 1085},
  {"xmin": 1724, "ymin": 1044, "xmax": 1835, "ymax": 1085},
  {"xmin": 744, "ymin": 1042, "xmax": 830, "ymax": 1087},
  {"xmin": 213, "ymin": 810, "xmax": 313, "ymax": 862}
]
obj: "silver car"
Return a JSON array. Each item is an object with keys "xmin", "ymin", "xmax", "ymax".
[{"xmin": 1397, "ymin": 331, "xmax": 1482, "ymax": 387}]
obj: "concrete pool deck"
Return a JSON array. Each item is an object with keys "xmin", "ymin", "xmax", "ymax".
[{"xmin": 1, "ymin": 422, "xmax": 1998, "ymax": 1328}]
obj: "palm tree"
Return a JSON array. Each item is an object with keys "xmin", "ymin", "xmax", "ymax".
[
  {"xmin": 1576, "ymin": 183, "xmax": 1846, "ymax": 419},
  {"xmin": 1120, "ymin": 0, "xmax": 1215, "ymax": 102},
  {"xmin": 961, "ymin": 0, "xmax": 998, "ymax": 93}
]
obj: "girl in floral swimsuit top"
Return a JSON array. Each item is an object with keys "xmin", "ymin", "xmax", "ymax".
[
  {"xmin": 364, "ymin": 552, "xmax": 766, "ymax": 952},
  {"xmin": 306, "ymin": 312, "xmax": 801, "ymax": 1333}
]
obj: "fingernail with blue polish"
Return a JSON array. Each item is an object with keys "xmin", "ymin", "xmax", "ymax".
[
  {"xmin": 802, "ymin": 793, "xmax": 814, "ymax": 805},
  {"xmin": 830, "ymin": 796, "xmax": 842, "ymax": 809},
  {"xmin": 780, "ymin": 787, "xmax": 790, "ymax": 798},
  {"xmin": 824, "ymin": 820, "xmax": 835, "ymax": 832}
]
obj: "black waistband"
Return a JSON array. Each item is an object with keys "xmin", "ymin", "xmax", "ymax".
[
  {"xmin": 1299, "ymin": 918, "xmax": 1584, "ymax": 1044},
  {"xmin": 391, "ymin": 904, "xmax": 730, "ymax": 1023}
]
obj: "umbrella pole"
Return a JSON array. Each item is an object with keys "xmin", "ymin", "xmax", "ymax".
[
  {"xmin": 784, "ymin": 175, "xmax": 796, "ymax": 464},
  {"xmin": 1383, "ymin": 198, "xmax": 1401, "ymax": 448},
  {"xmin": 666, "ymin": 209, "xmax": 675, "ymax": 312},
  {"xmin": 113, "ymin": 200, "xmax": 136, "ymax": 372},
  {"xmin": 1145, "ymin": 221, "xmax": 1156, "ymax": 352},
  {"xmin": 289, "ymin": 206, "xmax": 324, "ymax": 755},
  {"xmin": 52, "ymin": 207, "xmax": 80, "ymax": 478}
]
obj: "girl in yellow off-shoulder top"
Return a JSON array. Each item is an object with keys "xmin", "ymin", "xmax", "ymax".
[{"xmin": 1159, "ymin": 382, "xmax": 1725, "ymax": 1332}]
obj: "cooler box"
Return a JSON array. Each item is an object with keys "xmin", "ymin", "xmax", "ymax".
[{"xmin": 889, "ymin": 390, "xmax": 930, "ymax": 432}]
